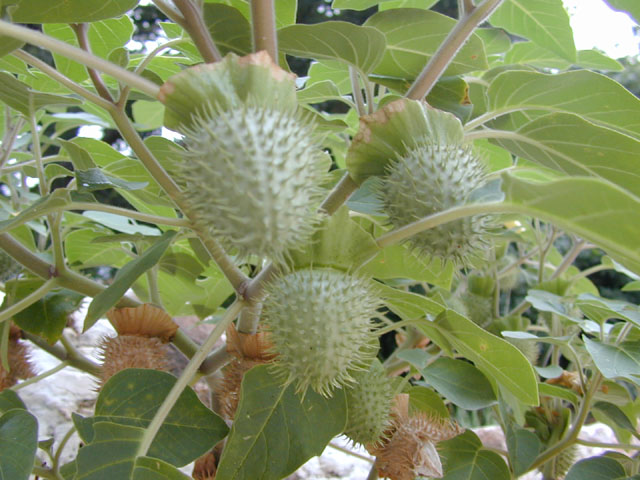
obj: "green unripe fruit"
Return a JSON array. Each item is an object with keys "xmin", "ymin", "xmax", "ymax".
[
  {"xmin": 181, "ymin": 104, "xmax": 328, "ymax": 264},
  {"xmin": 262, "ymin": 268, "xmax": 381, "ymax": 397},
  {"xmin": 344, "ymin": 359, "xmax": 394, "ymax": 446},
  {"xmin": 379, "ymin": 143, "xmax": 490, "ymax": 264},
  {"xmin": 462, "ymin": 293, "xmax": 494, "ymax": 327}
]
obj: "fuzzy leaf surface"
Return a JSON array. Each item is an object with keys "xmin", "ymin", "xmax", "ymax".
[{"xmin": 216, "ymin": 365, "xmax": 347, "ymax": 480}]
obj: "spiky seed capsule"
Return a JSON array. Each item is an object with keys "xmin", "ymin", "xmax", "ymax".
[
  {"xmin": 180, "ymin": 104, "xmax": 328, "ymax": 264},
  {"xmin": 99, "ymin": 336, "xmax": 170, "ymax": 385},
  {"xmin": 379, "ymin": 143, "xmax": 490, "ymax": 264},
  {"xmin": 0, "ymin": 326, "xmax": 34, "ymax": 391},
  {"xmin": 262, "ymin": 268, "xmax": 381, "ymax": 397},
  {"xmin": 344, "ymin": 359, "xmax": 394, "ymax": 446}
]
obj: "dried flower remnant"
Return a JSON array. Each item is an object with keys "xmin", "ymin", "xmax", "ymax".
[
  {"xmin": 368, "ymin": 394, "xmax": 464, "ymax": 480},
  {"xmin": 99, "ymin": 304, "xmax": 178, "ymax": 385},
  {"xmin": 0, "ymin": 324, "xmax": 34, "ymax": 391}
]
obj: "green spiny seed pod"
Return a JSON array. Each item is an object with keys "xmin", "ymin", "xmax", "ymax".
[
  {"xmin": 462, "ymin": 293, "xmax": 494, "ymax": 327},
  {"xmin": 180, "ymin": 104, "xmax": 328, "ymax": 264},
  {"xmin": 379, "ymin": 143, "xmax": 490, "ymax": 264},
  {"xmin": 504, "ymin": 336, "xmax": 539, "ymax": 366},
  {"xmin": 545, "ymin": 444, "xmax": 578, "ymax": 479},
  {"xmin": 0, "ymin": 250, "xmax": 21, "ymax": 282},
  {"xmin": 262, "ymin": 268, "xmax": 381, "ymax": 397},
  {"xmin": 344, "ymin": 359, "xmax": 394, "ymax": 446}
]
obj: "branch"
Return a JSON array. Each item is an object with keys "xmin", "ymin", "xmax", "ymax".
[
  {"xmin": 406, "ymin": 0, "xmax": 504, "ymax": 100},
  {"xmin": 68, "ymin": 203, "xmax": 191, "ymax": 228},
  {"xmin": 174, "ymin": 0, "xmax": 222, "ymax": 63},
  {"xmin": 22, "ymin": 332, "xmax": 101, "ymax": 377},
  {"xmin": 0, "ymin": 20, "xmax": 160, "ymax": 99},
  {"xmin": 250, "ymin": 0, "xmax": 278, "ymax": 62},
  {"xmin": 70, "ymin": 23, "xmax": 114, "ymax": 102}
]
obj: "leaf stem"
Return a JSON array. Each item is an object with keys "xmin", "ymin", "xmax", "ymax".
[
  {"xmin": 375, "ymin": 317, "xmax": 424, "ymax": 336},
  {"xmin": 199, "ymin": 343, "xmax": 232, "ymax": 375},
  {"xmin": 10, "ymin": 361, "xmax": 69, "ymax": 391},
  {"xmin": 0, "ymin": 278, "xmax": 57, "ymax": 324},
  {"xmin": 0, "ymin": 20, "xmax": 160, "ymax": 99},
  {"xmin": 350, "ymin": 66, "xmax": 367, "ymax": 116},
  {"xmin": 67, "ymin": 202, "xmax": 191, "ymax": 227},
  {"xmin": 250, "ymin": 0, "xmax": 278, "ymax": 62},
  {"xmin": 576, "ymin": 439, "xmax": 640, "ymax": 450},
  {"xmin": 136, "ymin": 299, "xmax": 244, "ymax": 458},
  {"xmin": 22, "ymin": 331, "xmax": 102, "ymax": 377},
  {"xmin": 151, "ymin": 0, "xmax": 187, "ymax": 28},
  {"xmin": 0, "ymin": 113, "xmax": 24, "ymax": 172},
  {"xmin": 174, "ymin": 0, "xmax": 222, "ymax": 63},
  {"xmin": 406, "ymin": 0, "xmax": 504, "ymax": 100},
  {"xmin": 71, "ymin": 23, "xmax": 114, "ymax": 102},
  {"xmin": 328, "ymin": 442, "xmax": 374, "ymax": 463}
]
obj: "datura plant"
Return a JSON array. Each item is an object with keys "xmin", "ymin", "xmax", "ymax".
[{"xmin": 0, "ymin": 0, "xmax": 639, "ymax": 479}]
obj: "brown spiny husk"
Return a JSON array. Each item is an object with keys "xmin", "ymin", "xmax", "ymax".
[
  {"xmin": 0, "ymin": 329, "xmax": 35, "ymax": 391},
  {"xmin": 99, "ymin": 335, "xmax": 170, "ymax": 385},
  {"xmin": 107, "ymin": 304, "xmax": 178, "ymax": 342},
  {"xmin": 367, "ymin": 394, "xmax": 464, "ymax": 480},
  {"xmin": 215, "ymin": 325, "xmax": 276, "ymax": 420},
  {"xmin": 192, "ymin": 449, "xmax": 218, "ymax": 479}
]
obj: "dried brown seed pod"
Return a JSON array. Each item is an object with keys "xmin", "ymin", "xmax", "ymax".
[
  {"xmin": 192, "ymin": 449, "xmax": 218, "ymax": 480},
  {"xmin": 0, "ymin": 325, "xmax": 34, "ymax": 391}
]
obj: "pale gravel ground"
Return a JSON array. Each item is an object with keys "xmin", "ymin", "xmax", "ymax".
[{"xmin": 15, "ymin": 310, "xmax": 635, "ymax": 479}]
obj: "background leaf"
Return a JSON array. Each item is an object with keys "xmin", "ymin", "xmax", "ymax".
[
  {"xmin": 565, "ymin": 456, "xmax": 630, "ymax": 480},
  {"xmin": 132, "ymin": 457, "xmax": 191, "ymax": 480},
  {"xmin": 439, "ymin": 430, "xmax": 511, "ymax": 480},
  {"xmin": 584, "ymin": 338, "xmax": 640, "ymax": 385},
  {"xmin": 10, "ymin": 0, "xmax": 137, "ymax": 22},
  {"xmin": 216, "ymin": 365, "xmax": 347, "ymax": 480},
  {"xmin": 0, "ymin": 409, "xmax": 38, "ymax": 480}
]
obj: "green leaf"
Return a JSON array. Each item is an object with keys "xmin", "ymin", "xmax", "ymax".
[
  {"xmin": 82, "ymin": 211, "xmax": 161, "ymax": 236},
  {"xmin": 278, "ymin": 22, "xmax": 385, "ymax": 74},
  {"xmin": 83, "ymin": 230, "xmax": 177, "ymax": 331},
  {"xmin": 0, "ymin": 189, "xmax": 71, "ymax": 234},
  {"xmin": 10, "ymin": 0, "xmax": 137, "ymax": 22},
  {"xmin": 297, "ymin": 80, "xmax": 348, "ymax": 106},
  {"xmin": 408, "ymin": 385, "xmax": 450, "ymax": 418},
  {"xmin": 565, "ymin": 456, "xmax": 629, "ymax": 480},
  {"xmin": 307, "ymin": 60, "xmax": 352, "ymax": 94},
  {"xmin": 475, "ymin": 28, "xmax": 512, "ymax": 55},
  {"xmin": 378, "ymin": 283, "xmax": 445, "ymax": 320},
  {"xmin": 0, "ymin": 409, "xmax": 38, "ymax": 480},
  {"xmin": 133, "ymin": 457, "xmax": 191, "ymax": 480},
  {"xmin": 76, "ymin": 168, "xmax": 149, "ymax": 193},
  {"xmin": 422, "ymin": 357, "xmax": 497, "ymax": 410},
  {"xmin": 440, "ymin": 430, "xmax": 511, "ymax": 480},
  {"xmin": 379, "ymin": 0, "xmax": 439, "ymax": 10},
  {"xmin": 505, "ymin": 425, "xmax": 541, "ymax": 476},
  {"xmin": 584, "ymin": 338, "xmax": 640, "ymax": 385},
  {"xmin": 593, "ymin": 401, "xmax": 640, "ymax": 440},
  {"xmin": 500, "ymin": 173, "xmax": 640, "ymax": 277},
  {"xmin": 7, "ymin": 279, "xmax": 84, "ymax": 344},
  {"xmin": 576, "ymin": 50, "xmax": 624, "ymax": 72},
  {"xmin": 604, "ymin": 0, "xmax": 640, "ymax": 24},
  {"xmin": 576, "ymin": 294, "xmax": 640, "ymax": 329},
  {"xmin": 487, "ymin": 70, "xmax": 640, "ymax": 140},
  {"xmin": 364, "ymin": 9, "xmax": 487, "ymax": 79},
  {"xmin": 80, "ymin": 369, "xmax": 229, "ymax": 467},
  {"xmin": 204, "ymin": 3, "xmax": 252, "ymax": 56},
  {"xmin": 288, "ymin": 206, "xmax": 379, "ymax": 270},
  {"xmin": 0, "ymin": 72, "xmax": 81, "ymax": 115},
  {"xmin": 0, "ymin": 390, "xmax": 26, "ymax": 414},
  {"xmin": 525, "ymin": 290, "xmax": 580, "ymax": 322},
  {"xmin": 426, "ymin": 310, "xmax": 539, "ymax": 405},
  {"xmin": 538, "ymin": 383, "xmax": 580, "ymax": 406},
  {"xmin": 65, "ymin": 228, "xmax": 132, "ymax": 268},
  {"xmin": 216, "ymin": 365, "xmax": 347, "ymax": 480},
  {"xmin": 132, "ymin": 100, "xmax": 165, "ymax": 131},
  {"xmin": 490, "ymin": 0, "xmax": 576, "ymax": 61}
]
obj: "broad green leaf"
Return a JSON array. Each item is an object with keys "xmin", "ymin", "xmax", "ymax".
[
  {"xmin": 133, "ymin": 457, "xmax": 191, "ymax": 480},
  {"xmin": 623, "ymin": 280, "xmax": 640, "ymax": 292},
  {"xmin": 307, "ymin": 60, "xmax": 352, "ymax": 94},
  {"xmin": 75, "ymin": 422, "xmax": 143, "ymax": 479},
  {"xmin": 364, "ymin": 9, "xmax": 487, "ymax": 79},
  {"xmin": 0, "ymin": 189, "xmax": 71, "ymax": 234},
  {"xmin": 504, "ymin": 43, "xmax": 622, "ymax": 71},
  {"xmin": 7, "ymin": 279, "xmax": 84, "ymax": 343},
  {"xmin": 488, "ymin": 113, "xmax": 640, "ymax": 198},
  {"xmin": 0, "ymin": 409, "xmax": 38, "ymax": 480},
  {"xmin": 422, "ymin": 357, "xmax": 497, "ymax": 410},
  {"xmin": 440, "ymin": 430, "xmax": 510, "ymax": 480},
  {"xmin": 593, "ymin": 401, "xmax": 640, "ymax": 440},
  {"xmin": 278, "ymin": 22, "xmax": 386, "ymax": 74},
  {"xmin": 216, "ymin": 365, "xmax": 347, "ymax": 480},
  {"xmin": 378, "ymin": 283, "xmax": 446, "ymax": 320},
  {"xmin": 132, "ymin": 100, "xmax": 165, "ymax": 131},
  {"xmin": 0, "ymin": 390, "xmax": 26, "ymax": 414},
  {"xmin": 604, "ymin": 0, "xmax": 640, "ymax": 24},
  {"xmin": 525, "ymin": 290, "xmax": 579, "ymax": 322},
  {"xmin": 65, "ymin": 228, "xmax": 132, "ymax": 268},
  {"xmin": 505, "ymin": 425, "xmax": 541, "ymax": 476},
  {"xmin": 379, "ymin": 0, "xmax": 439, "ymax": 10},
  {"xmin": 490, "ymin": 0, "xmax": 576, "ymax": 61},
  {"xmin": 82, "ymin": 212, "xmax": 161, "ymax": 236},
  {"xmin": 0, "ymin": 36, "xmax": 22, "ymax": 58},
  {"xmin": 576, "ymin": 50, "xmax": 624, "ymax": 72},
  {"xmin": 584, "ymin": 338, "xmax": 640, "ymax": 385},
  {"xmin": 361, "ymin": 243, "xmax": 453, "ymax": 288},
  {"xmin": 297, "ymin": 80, "xmax": 349, "ymax": 106},
  {"xmin": 88, "ymin": 15, "xmax": 134, "ymax": 60},
  {"xmin": 84, "ymin": 230, "xmax": 177, "ymax": 331},
  {"xmin": 0, "ymin": 72, "xmax": 81, "ymax": 115},
  {"xmin": 397, "ymin": 349, "xmax": 430, "ymax": 369},
  {"xmin": 475, "ymin": 28, "xmax": 512, "ymax": 55},
  {"xmin": 565, "ymin": 456, "xmax": 629, "ymax": 480},
  {"xmin": 78, "ymin": 369, "xmax": 229, "ymax": 467},
  {"xmin": 288, "ymin": 206, "xmax": 379, "ymax": 270},
  {"xmin": 538, "ymin": 383, "xmax": 580, "ymax": 406},
  {"xmin": 10, "ymin": 0, "xmax": 137, "ymax": 22},
  {"xmin": 576, "ymin": 294, "xmax": 640, "ymax": 329},
  {"xmin": 500, "ymin": 173, "xmax": 640, "ymax": 277},
  {"xmin": 408, "ymin": 385, "xmax": 450, "ymax": 418},
  {"xmin": 76, "ymin": 168, "xmax": 149, "ymax": 193},
  {"xmin": 487, "ymin": 70, "xmax": 640, "ymax": 140},
  {"xmin": 425, "ymin": 310, "xmax": 539, "ymax": 405},
  {"xmin": 204, "ymin": 3, "xmax": 252, "ymax": 56}
]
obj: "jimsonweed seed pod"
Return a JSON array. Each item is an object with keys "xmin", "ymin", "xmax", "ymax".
[
  {"xmin": 379, "ymin": 142, "xmax": 490, "ymax": 265},
  {"xmin": 0, "ymin": 325, "xmax": 34, "ymax": 391},
  {"xmin": 262, "ymin": 268, "xmax": 381, "ymax": 397},
  {"xmin": 180, "ymin": 104, "xmax": 327, "ymax": 264},
  {"xmin": 344, "ymin": 359, "xmax": 394, "ymax": 446}
]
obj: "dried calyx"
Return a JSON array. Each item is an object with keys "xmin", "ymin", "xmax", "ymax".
[
  {"xmin": 0, "ymin": 324, "xmax": 34, "ymax": 391},
  {"xmin": 99, "ymin": 304, "xmax": 178, "ymax": 385}
]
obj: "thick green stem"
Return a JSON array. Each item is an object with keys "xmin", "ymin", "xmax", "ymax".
[
  {"xmin": 250, "ymin": 0, "xmax": 278, "ymax": 62},
  {"xmin": 350, "ymin": 66, "xmax": 367, "ymax": 116},
  {"xmin": 0, "ymin": 20, "xmax": 159, "ymax": 99},
  {"xmin": 0, "ymin": 279, "xmax": 57, "ymax": 324},
  {"xmin": 199, "ymin": 343, "xmax": 232, "ymax": 375},
  {"xmin": 0, "ymin": 114, "xmax": 24, "ymax": 172},
  {"xmin": 23, "ymin": 332, "xmax": 101, "ymax": 377},
  {"xmin": 406, "ymin": 0, "xmax": 504, "ymax": 100},
  {"xmin": 68, "ymin": 203, "xmax": 191, "ymax": 227},
  {"xmin": 10, "ymin": 361, "xmax": 69, "ymax": 391},
  {"xmin": 136, "ymin": 300, "xmax": 244, "ymax": 458},
  {"xmin": 151, "ymin": 0, "xmax": 187, "ymax": 28},
  {"xmin": 174, "ymin": 0, "xmax": 222, "ymax": 63},
  {"xmin": 320, "ymin": 172, "xmax": 359, "ymax": 215}
]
